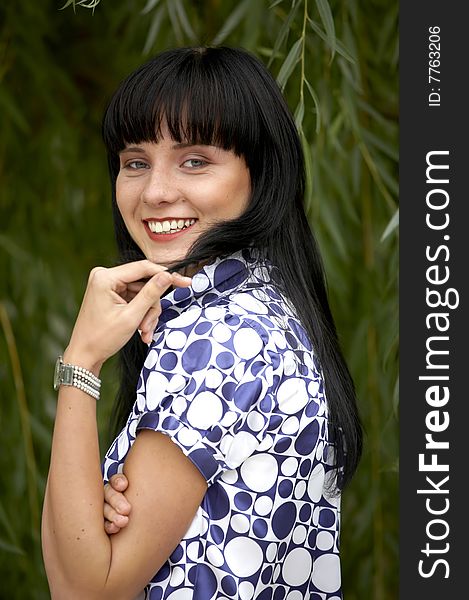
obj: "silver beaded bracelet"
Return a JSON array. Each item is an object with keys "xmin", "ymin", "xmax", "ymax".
[{"xmin": 53, "ymin": 356, "xmax": 101, "ymax": 400}]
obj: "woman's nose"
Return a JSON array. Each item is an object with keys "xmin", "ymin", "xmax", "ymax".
[{"xmin": 141, "ymin": 167, "xmax": 180, "ymax": 206}]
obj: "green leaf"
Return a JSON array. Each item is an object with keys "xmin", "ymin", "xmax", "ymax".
[
  {"xmin": 59, "ymin": 0, "xmax": 76, "ymax": 10},
  {"xmin": 0, "ymin": 89, "xmax": 29, "ymax": 133},
  {"xmin": 308, "ymin": 18, "xmax": 355, "ymax": 63},
  {"xmin": 314, "ymin": 0, "xmax": 336, "ymax": 61},
  {"xmin": 392, "ymin": 375, "xmax": 400, "ymax": 417},
  {"xmin": 304, "ymin": 78, "xmax": 321, "ymax": 133},
  {"xmin": 61, "ymin": 0, "xmax": 101, "ymax": 9},
  {"xmin": 174, "ymin": 0, "xmax": 196, "ymax": 41},
  {"xmin": 256, "ymin": 46, "xmax": 284, "ymax": 60},
  {"xmin": 79, "ymin": 0, "xmax": 101, "ymax": 7},
  {"xmin": 381, "ymin": 209, "xmax": 399, "ymax": 241},
  {"xmin": 351, "ymin": 145, "xmax": 362, "ymax": 197},
  {"xmin": 276, "ymin": 37, "xmax": 302, "ymax": 90},
  {"xmin": 294, "ymin": 98, "xmax": 305, "ymax": 129},
  {"xmin": 267, "ymin": 2, "xmax": 300, "ymax": 68},
  {"xmin": 338, "ymin": 56, "xmax": 362, "ymax": 93},
  {"xmin": 0, "ymin": 234, "xmax": 31, "ymax": 262},
  {"xmin": 0, "ymin": 539, "xmax": 25, "ymax": 556},
  {"xmin": 373, "ymin": 156, "xmax": 398, "ymax": 197},
  {"xmin": 141, "ymin": 0, "xmax": 162, "ymax": 15},
  {"xmin": 362, "ymin": 130, "xmax": 399, "ymax": 162},
  {"xmin": 357, "ymin": 98, "xmax": 394, "ymax": 127},
  {"xmin": 212, "ymin": 0, "xmax": 252, "ymax": 46},
  {"xmin": 0, "ymin": 501, "xmax": 22, "ymax": 553},
  {"xmin": 300, "ymin": 130, "xmax": 314, "ymax": 214},
  {"xmin": 167, "ymin": 0, "xmax": 183, "ymax": 44},
  {"xmin": 320, "ymin": 190, "xmax": 348, "ymax": 259},
  {"xmin": 143, "ymin": 5, "xmax": 166, "ymax": 55},
  {"xmin": 29, "ymin": 412, "xmax": 53, "ymax": 450}
]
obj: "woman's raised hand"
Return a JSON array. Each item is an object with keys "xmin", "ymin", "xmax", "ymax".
[
  {"xmin": 103, "ymin": 474, "xmax": 131, "ymax": 535},
  {"xmin": 63, "ymin": 261, "xmax": 192, "ymax": 372}
]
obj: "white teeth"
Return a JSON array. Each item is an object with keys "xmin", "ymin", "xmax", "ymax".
[
  {"xmin": 148, "ymin": 219, "xmax": 196, "ymax": 234},
  {"xmin": 148, "ymin": 221, "xmax": 163, "ymax": 233}
]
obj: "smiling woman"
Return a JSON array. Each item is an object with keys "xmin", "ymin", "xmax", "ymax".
[{"xmin": 41, "ymin": 46, "xmax": 362, "ymax": 600}]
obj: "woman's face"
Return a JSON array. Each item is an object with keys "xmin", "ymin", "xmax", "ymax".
[{"xmin": 116, "ymin": 124, "xmax": 251, "ymax": 268}]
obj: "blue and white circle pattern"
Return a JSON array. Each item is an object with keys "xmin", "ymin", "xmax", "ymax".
[{"xmin": 102, "ymin": 248, "xmax": 342, "ymax": 599}]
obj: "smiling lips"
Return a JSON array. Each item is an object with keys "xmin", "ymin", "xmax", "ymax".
[{"xmin": 144, "ymin": 218, "xmax": 197, "ymax": 240}]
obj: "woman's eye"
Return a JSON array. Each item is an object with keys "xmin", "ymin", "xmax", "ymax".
[
  {"xmin": 124, "ymin": 160, "xmax": 149, "ymax": 170},
  {"xmin": 182, "ymin": 158, "xmax": 208, "ymax": 169}
]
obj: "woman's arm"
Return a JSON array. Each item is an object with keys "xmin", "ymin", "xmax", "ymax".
[
  {"xmin": 41, "ymin": 262, "xmax": 207, "ymax": 599},
  {"xmin": 43, "ymin": 421, "xmax": 206, "ymax": 599}
]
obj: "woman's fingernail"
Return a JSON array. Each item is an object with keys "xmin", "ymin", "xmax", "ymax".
[
  {"xmin": 156, "ymin": 272, "xmax": 171, "ymax": 285},
  {"xmin": 175, "ymin": 273, "xmax": 192, "ymax": 282}
]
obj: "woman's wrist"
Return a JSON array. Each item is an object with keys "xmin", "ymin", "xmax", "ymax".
[{"xmin": 62, "ymin": 347, "xmax": 104, "ymax": 378}]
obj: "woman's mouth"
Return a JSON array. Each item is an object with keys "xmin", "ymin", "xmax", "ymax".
[{"xmin": 144, "ymin": 218, "xmax": 197, "ymax": 241}]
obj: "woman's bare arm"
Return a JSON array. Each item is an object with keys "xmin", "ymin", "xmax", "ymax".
[
  {"xmin": 43, "ymin": 423, "xmax": 206, "ymax": 599},
  {"xmin": 41, "ymin": 262, "xmax": 206, "ymax": 599}
]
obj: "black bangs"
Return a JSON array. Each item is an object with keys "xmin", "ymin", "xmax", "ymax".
[{"xmin": 102, "ymin": 47, "xmax": 262, "ymax": 160}]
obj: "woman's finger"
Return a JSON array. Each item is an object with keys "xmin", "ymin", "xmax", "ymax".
[
  {"xmin": 121, "ymin": 282, "xmax": 145, "ymax": 301},
  {"xmin": 104, "ymin": 502, "xmax": 130, "ymax": 527},
  {"xmin": 104, "ymin": 519, "xmax": 121, "ymax": 535},
  {"xmin": 137, "ymin": 273, "xmax": 193, "ymax": 343},
  {"xmin": 126, "ymin": 271, "xmax": 175, "ymax": 322},
  {"xmin": 171, "ymin": 272, "xmax": 194, "ymax": 286},
  {"xmin": 109, "ymin": 260, "xmax": 168, "ymax": 286},
  {"xmin": 104, "ymin": 482, "xmax": 131, "ymax": 515},
  {"xmin": 138, "ymin": 272, "xmax": 192, "ymax": 329},
  {"xmin": 117, "ymin": 279, "xmax": 149, "ymax": 303},
  {"xmin": 134, "ymin": 272, "xmax": 192, "ymax": 315},
  {"xmin": 139, "ymin": 305, "xmax": 162, "ymax": 336},
  {"xmin": 109, "ymin": 473, "xmax": 129, "ymax": 492}
]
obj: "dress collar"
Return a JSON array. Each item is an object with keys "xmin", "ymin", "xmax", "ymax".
[{"xmin": 158, "ymin": 247, "xmax": 262, "ymax": 321}]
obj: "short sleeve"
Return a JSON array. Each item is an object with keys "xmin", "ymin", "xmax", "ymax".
[{"xmin": 135, "ymin": 311, "xmax": 282, "ymax": 486}]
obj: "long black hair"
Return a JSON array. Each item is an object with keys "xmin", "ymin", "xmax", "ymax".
[{"xmin": 102, "ymin": 46, "xmax": 362, "ymax": 490}]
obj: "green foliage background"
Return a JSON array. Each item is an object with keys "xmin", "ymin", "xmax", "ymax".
[{"xmin": 0, "ymin": 1, "xmax": 398, "ymax": 598}]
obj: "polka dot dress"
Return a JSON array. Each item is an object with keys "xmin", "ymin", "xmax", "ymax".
[{"xmin": 102, "ymin": 248, "xmax": 342, "ymax": 600}]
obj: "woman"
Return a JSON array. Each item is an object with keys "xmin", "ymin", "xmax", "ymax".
[{"xmin": 42, "ymin": 46, "xmax": 362, "ymax": 599}]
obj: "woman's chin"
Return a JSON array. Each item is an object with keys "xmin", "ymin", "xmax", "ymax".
[{"xmin": 144, "ymin": 252, "xmax": 186, "ymax": 268}]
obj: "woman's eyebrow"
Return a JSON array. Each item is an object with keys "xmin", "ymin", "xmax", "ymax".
[
  {"xmin": 172, "ymin": 142, "xmax": 218, "ymax": 150},
  {"xmin": 172, "ymin": 142, "xmax": 194, "ymax": 149},
  {"xmin": 119, "ymin": 146, "xmax": 146, "ymax": 155},
  {"xmin": 118, "ymin": 143, "xmax": 217, "ymax": 154}
]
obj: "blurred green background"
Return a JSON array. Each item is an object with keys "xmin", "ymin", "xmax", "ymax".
[{"xmin": 0, "ymin": 1, "xmax": 398, "ymax": 598}]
